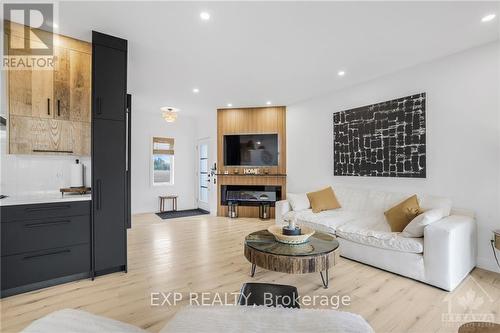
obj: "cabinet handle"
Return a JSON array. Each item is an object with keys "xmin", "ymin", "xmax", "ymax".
[
  {"xmin": 125, "ymin": 111, "xmax": 129, "ymax": 171},
  {"xmin": 96, "ymin": 97, "xmax": 102, "ymax": 115},
  {"xmin": 96, "ymin": 179, "xmax": 102, "ymax": 210},
  {"xmin": 25, "ymin": 205, "xmax": 71, "ymax": 212},
  {"xmin": 47, "ymin": 98, "xmax": 51, "ymax": 115},
  {"xmin": 57, "ymin": 99, "xmax": 61, "ymax": 116},
  {"xmin": 23, "ymin": 249, "xmax": 71, "ymax": 261},
  {"xmin": 32, "ymin": 149, "xmax": 74, "ymax": 153},
  {"xmin": 25, "ymin": 220, "xmax": 70, "ymax": 228}
]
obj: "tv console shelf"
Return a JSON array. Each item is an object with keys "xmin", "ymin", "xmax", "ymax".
[{"xmin": 216, "ymin": 106, "xmax": 287, "ymax": 218}]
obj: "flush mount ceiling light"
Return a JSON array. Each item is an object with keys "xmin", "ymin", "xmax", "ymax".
[
  {"xmin": 481, "ymin": 14, "xmax": 496, "ymax": 22},
  {"xmin": 192, "ymin": 88, "xmax": 200, "ymax": 94},
  {"xmin": 200, "ymin": 12, "xmax": 210, "ymax": 20},
  {"xmin": 337, "ymin": 70, "xmax": 346, "ymax": 76},
  {"xmin": 161, "ymin": 107, "xmax": 180, "ymax": 123}
]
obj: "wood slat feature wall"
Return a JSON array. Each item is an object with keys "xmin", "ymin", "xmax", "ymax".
[{"xmin": 216, "ymin": 106, "xmax": 286, "ymax": 217}]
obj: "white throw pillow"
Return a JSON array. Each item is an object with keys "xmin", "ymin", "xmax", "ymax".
[
  {"xmin": 287, "ymin": 193, "xmax": 310, "ymax": 211},
  {"xmin": 401, "ymin": 209, "xmax": 444, "ymax": 238}
]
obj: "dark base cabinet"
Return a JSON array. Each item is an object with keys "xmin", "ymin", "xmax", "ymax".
[{"xmin": 0, "ymin": 201, "xmax": 91, "ymax": 298}]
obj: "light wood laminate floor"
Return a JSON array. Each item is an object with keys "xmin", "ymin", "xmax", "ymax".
[{"xmin": 1, "ymin": 214, "xmax": 499, "ymax": 332}]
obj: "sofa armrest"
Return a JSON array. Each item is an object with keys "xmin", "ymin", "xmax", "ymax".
[
  {"xmin": 275, "ymin": 200, "xmax": 291, "ymax": 225},
  {"xmin": 424, "ymin": 215, "xmax": 477, "ymax": 291}
]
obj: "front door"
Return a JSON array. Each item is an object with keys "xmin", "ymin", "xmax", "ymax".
[{"xmin": 197, "ymin": 139, "xmax": 210, "ymax": 212}]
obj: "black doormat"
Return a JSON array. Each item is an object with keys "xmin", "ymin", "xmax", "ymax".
[{"xmin": 156, "ymin": 209, "xmax": 209, "ymax": 220}]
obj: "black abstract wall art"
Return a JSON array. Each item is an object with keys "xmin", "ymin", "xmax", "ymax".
[{"xmin": 333, "ymin": 93, "xmax": 426, "ymax": 178}]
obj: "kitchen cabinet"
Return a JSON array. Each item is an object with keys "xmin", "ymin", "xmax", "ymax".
[
  {"xmin": 92, "ymin": 44, "xmax": 126, "ymax": 121},
  {"xmin": 69, "ymin": 49, "xmax": 92, "ymax": 122},
  {"xmin": 53, "ymin": 46, "xmax": 70, "ymax": 120},
  {"xmin": 92, "ymin": 119, "xmax": 126, "ymax": 272},
  {"xmin": 31, "ymin": 38, "xmax": 54, "ymax": 119},
  {"xmin": 0, "ymin": 201, "xmax": 91, "ymax": 297},
  {"xmin": 9, "ymin": 115, "xmax": 89, "ymax": 155},
  {"xmin": 7, "ymin": 35, "xmax": 32, "ymax": 118},
  {"xmin": 91, "ymin": 31, "xmax": 129, "ymax": 275},
  {"xmin": 5, "ymin": 21, "xmax": 91, "ymax": 156}
]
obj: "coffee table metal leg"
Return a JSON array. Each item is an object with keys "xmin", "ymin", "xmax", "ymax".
[
  {"xmin": 250, "ymin": 264, "xmax": 256, "ymax": 277},
  {"xmin": 320, "ymin": 269, "xmax": 329, "ymax": 289}
]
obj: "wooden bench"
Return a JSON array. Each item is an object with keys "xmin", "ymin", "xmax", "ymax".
[{"xmin": 159, "ymin": 195, "xmax": 178, "ymax": 212}]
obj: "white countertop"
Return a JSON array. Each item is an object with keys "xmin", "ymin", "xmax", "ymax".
[{"xmin": 0, "ymin": 192, "xmax": 91, "ymax": 207}]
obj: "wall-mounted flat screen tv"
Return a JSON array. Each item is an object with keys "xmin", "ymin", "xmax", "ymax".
[{"xmin": 224, "ymin": 134, "xmax": 278, "ymax": 166}]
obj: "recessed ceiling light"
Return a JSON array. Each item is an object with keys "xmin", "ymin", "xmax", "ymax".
[
  {"xmin": 338, "ymin": 70, "xmax": 346, "ymax": 76},
  {"xmin": 227, "ymin": 103, "xmax": 232, "ymax": 107},
  {"xmin": 481, "ymin": 14, "xmax": 496, "ymax": 22},
  {"xmin": 192, "ymin": 88, "xmax": 200, "ymax": 94},
  {"xmin": 266, "ymin": 101, "xmax": 272, "ymax": 105},
  {"xmin": 200, "ymin": 12, "xmax": 210, "ymax": 20}
]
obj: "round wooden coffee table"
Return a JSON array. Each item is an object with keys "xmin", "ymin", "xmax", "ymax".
[{"xmin": 244, "ymin": 229, "xmax": 339, "ymax": 288}]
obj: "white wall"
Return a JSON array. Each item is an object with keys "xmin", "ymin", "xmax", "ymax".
[
  {"xmin": 131, "ymin": 108, "xmax": 197, "ymax": 214},
  {"xmin": 287, "ymin": 42, "xmax": 500, "ymax": 272}
]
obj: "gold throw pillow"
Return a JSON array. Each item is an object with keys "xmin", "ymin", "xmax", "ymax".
[
  {"xmin": 384, "ymin": 195, "xmax": 421, "ymax": 232},
  {"xmin": 306, "ymin": 187, "xmax": 341, "ymax": 213}
]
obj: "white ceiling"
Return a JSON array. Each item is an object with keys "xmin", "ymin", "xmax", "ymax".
[{"xmin": 55, "ymin": 1, "xmax": 499, "ymax": 115}]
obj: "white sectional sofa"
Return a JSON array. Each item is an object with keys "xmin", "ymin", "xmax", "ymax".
[{"xmin": 275, "ymin": 186, "xmax": 477, "ymax": 291}]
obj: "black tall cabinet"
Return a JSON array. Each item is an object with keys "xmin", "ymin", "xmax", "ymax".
[{"xmin": 91, "ymin": 31, "xmax": 129, "ymax": 276}]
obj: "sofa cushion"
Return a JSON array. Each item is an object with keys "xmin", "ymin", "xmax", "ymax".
[
  {"xmin": 283, "ymin": 208, "xmax": 361, "ymax": 233},
  {"xmin": 336, "ymin": 224, "xmax": 424, "ymax": 254},
  {"xmin": 286, "ymin": 193, "xmax": 310, "ymax": 211},
  {"xmin": 333, "ymin": 186, "xmax": 371, "ymax": 211},
  {"xmin": 401, "ymin": 209, "xmax": 444, "ymax": 238},
  {"xmin": 21, "ymin": 309, "xmax": 147, "ymax": 333},
  {"xmin": 160, "ymin": 305, "xmax": 375, "ymax": 333},
  {"xmin": 306, "ymin": 187, "xmax": 341, "ymax": 213},
  {"xmin": 334, "ymin": 186, "xmax": 453, "ymax": 217},
  {"xmin": 384, "ymin": 195, "xmax": 421, "ymax": 232}
]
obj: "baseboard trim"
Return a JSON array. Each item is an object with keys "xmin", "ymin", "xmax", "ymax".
[{"xmin": 476, "ymin": 256, "xmax": 500, "ymax": 273}]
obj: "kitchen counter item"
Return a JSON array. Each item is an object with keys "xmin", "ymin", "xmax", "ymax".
[
  {"xmin": 70, "ymin": 160, "xmax": 84, "ymax": 188},
  {"xmin": 60, "ymin": 187, "xmax": 91, "ymax": 197}
]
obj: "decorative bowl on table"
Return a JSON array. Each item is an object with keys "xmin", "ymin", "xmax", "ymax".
[{"xmin": 267, "ymin": 225, "xmax": 315, "ymax": 245}]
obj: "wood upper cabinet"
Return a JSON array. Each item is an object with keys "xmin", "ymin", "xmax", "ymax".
[
  {"xmin": 6, "ymin": 22, "xmax": 92, "ymax": 156},
  {"xmin": 53, "ymin": 46, "xmax": 70, "ymax": 120},
  {"xmin": 9, "ymin": 116, "xmax": 89, "ymax": 155},
  {"xmin": 31, "ymin": 65, "xmax": 54, "ymax": 119},
  {"xmin": 69, "ymin": 50, "xmax": 91, "ymax": 122},
  {"xmin": 7, "ymin": 36, "xmax": 32, "ymax": 117}
]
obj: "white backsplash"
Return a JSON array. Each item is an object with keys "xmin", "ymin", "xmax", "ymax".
[{"xmin": 0, "ymin": 130, "xmax": 91, "ymax": 196}]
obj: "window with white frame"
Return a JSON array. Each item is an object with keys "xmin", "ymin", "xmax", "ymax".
[{"xmin": 152, "ymin": 137, "xmax": 174, "ymax": 186}]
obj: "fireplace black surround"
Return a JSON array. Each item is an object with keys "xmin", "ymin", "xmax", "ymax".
[{"xmin": 221, "ymin": 185, "xmax": 282, "ymax": 207}]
